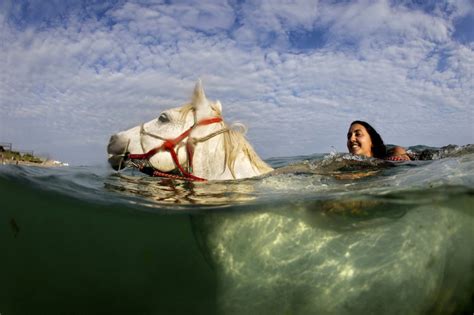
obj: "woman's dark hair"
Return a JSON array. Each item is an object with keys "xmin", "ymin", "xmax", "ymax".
[{"xmin": 350, "ymin": 121, "xmax": 387, "ymax": 158}]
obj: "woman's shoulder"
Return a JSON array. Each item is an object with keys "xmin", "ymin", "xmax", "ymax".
[{"xmin": 385, "ymin": 146, "xmax": 410, "ymax": 161}]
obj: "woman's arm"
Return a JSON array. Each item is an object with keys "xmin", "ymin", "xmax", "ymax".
[{"xmin": 386, "ymin": 146, "xmax": 410, "ymax": 161}]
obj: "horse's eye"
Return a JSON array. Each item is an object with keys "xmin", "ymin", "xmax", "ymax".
[{"xmin": 158, "ymin": 113, "xmax": 169, "ymax": 123}]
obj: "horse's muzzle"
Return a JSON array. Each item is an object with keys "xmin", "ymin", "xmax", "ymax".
[
  {"xmin": 108, "ymin": 154, "xmax": 128, "ymax": 171},
  {"xmin": 107, "ymin": 135, "xmax": 129, "ymax": 170}
]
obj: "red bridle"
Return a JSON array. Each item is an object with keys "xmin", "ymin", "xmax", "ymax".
[{"xmin": 128, "ymin": 117, "xmax": 225, "ymax": 181}]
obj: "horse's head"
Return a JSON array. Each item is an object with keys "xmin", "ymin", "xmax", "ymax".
[{"xmin": 107, "ymin": 81, "xmax": 273, "ymax": 180}]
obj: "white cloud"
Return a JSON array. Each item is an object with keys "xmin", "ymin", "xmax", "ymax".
[{"xmin": 0, "ymin": 0, "xmax": 473, "ymax": 165}]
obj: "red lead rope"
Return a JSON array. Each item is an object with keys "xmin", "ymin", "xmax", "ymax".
[{"xmin": 128, "ymin": 117, "xmax": 223, "ymax": 181}]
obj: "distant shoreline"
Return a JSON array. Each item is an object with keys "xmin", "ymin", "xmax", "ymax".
[
  {"xmin": 0, "ymin": 158, "xmax": 64, "ymax": 168},
  {"xmin": 0, "ymin": 150, "xmax": 68, "ymax": 168}
]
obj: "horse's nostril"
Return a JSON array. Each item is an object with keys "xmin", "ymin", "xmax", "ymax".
[
  {"xmin": 107, "ymin": 134, "xmax": 125, "ymax": 154},
  {"xmin": 109, "ymin": 135, "xmax": 119, "ymax": 144}
]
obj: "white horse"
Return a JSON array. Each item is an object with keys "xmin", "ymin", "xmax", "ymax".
[{"xmin": 107, "ymin": 81, "xmax": 273, "ymax": 180}]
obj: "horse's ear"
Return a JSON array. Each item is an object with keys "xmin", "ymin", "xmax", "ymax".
[
  {"xmin": 213, "ymin": 100, "xmax": 222, "ymax": 115},
  {"xmin": 192, "ymin": 80, "xmax": 215, "ymax": 120},
  {"xmin": 192, "ymin": 80, "xmax": 207, "ymax": 106}
]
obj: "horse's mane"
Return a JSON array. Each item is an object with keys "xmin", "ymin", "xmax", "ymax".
[
  {"xmin": 179, "ymin": 103, "xmax": 272, "ymax": 178},
  {"xmin": 222, "ymin": 128, "xmax": 273, "ymax": 178}
]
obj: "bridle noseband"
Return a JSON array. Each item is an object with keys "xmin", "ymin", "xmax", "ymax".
[{"xmin": 128, "ymin": 116, "xmax": 228, "ymax": 181}]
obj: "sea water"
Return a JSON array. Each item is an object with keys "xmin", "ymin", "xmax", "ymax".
[{"xmin": 0, "ymin": 145, "xmax": 473, "ymax": 315}]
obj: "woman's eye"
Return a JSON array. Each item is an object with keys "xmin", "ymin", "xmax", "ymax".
[{"xmin": 158, "ymin": 113, "xmax": 169, "ymax": 123}]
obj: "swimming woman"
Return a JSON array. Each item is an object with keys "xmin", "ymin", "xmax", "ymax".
[{"xmin": 347, "ymin": 121, "xmax": 410, "ymax": 161}]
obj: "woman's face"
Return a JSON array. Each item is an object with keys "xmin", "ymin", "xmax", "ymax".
[{"xmin": 347, "ymin": 123, "xmax": 373, "ymax": 157}]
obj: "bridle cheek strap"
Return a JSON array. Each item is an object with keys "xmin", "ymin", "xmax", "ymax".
[{"xmin": 128, "ymin": 117, "xmax": 224, "ymax": 181}]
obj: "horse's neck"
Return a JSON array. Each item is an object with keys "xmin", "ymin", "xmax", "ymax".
[
  {"xmin": 191, "ymin": 131, "xmax": 268, "ymax": 180},
  {"xmin": 192, "ymin": 140, "xmax": 229, "ymax": 180}
]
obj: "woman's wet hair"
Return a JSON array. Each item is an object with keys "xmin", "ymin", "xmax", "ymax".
[{"xmin": 350, "ymin": 121, "xmax": 387, "ymax": 158}]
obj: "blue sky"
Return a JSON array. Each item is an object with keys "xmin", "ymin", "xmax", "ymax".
[{"xmin": 0, "ymin": 0, "xmax": 473, "ymax": 166}]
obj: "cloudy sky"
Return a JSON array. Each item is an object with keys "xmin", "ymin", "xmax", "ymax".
[{"xmin": 1, "ymin": 0, "xmax": 473, "ymax": 166}]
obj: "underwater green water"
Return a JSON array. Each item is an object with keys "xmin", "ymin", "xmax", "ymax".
[
  {"xmin": 0, "ymin": 146, "xmax": 473, "ymax": 314},
  {"xmin": 0, "ymin": 178, "xmax": 216, "ymax": 315}
]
